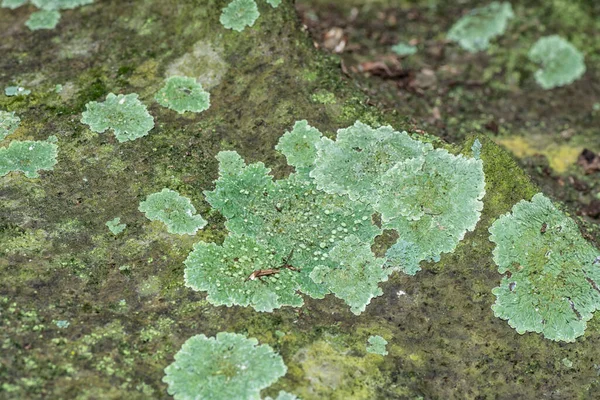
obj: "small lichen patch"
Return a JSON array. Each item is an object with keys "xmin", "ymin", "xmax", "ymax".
[
  {"xmin": 489, "ymin": 193, "xmax": 600, "ymax": 342},
  {"xmin": 163, "ymin": 332, "xmax": 287, "ymax": 400},
  {"xmin": 366, "ymin": 335, "xmax": 388, "ymax": 356},
  {"xmin": 1, "ymin": 0, "xmax": 27, "ymax": 9},
  {"xmin": 25, "ymin": 10, "xmax": 61, "ymax": 30},
  {"xmin": 220, "ymin": 0, "xmax": 260, "ymax": 32},
  {"xmin": 447, "ymin": 2, "xmax": 514, "ymax": 52},
  {"xmin": 81, "ymin": 93, "xmax": 154, "ymax": 142},
  {"xmin": 265, "ymin": 0, "xmax": 282, "ymax": 7},
  {"xmin": 5, "ymin": 86, "xmax": 31, "ymax": 96},
  {"xmin": 391, "ymin": 43, "xmax": 417, "ymax": 56},
  {"xmin": 155, "ymin": 76, "xmax": 210, "ymax": 114},
  {"xmin": 138, "ymin": 188, "xmax": 207, "ymax": 235},
  {"xmin": 105, "ymin": 217, "xmax": 126, "ymax": 235},
  {"xmin": 266, "ymin": 392, "xmax": 300, "ymax": 400},
  {"xmin": 0, "ymin": 136, "xmax": 59, "ymax": 178},
  {"xmin": 31, "ymin": 0, "xmax": 93, "ymax": 10},
  {"xmin": 0, "ymin": 111, "xmax": 20, "ymax": 141},
  {"xmin": 166, "ymin": 42, "xmax": 228, "ymax": 90},
  {"xmin": 275, "ymin": 120, "xmax": 323, "ymax": 172},
  {"xmin": 528, "ymin": 35, "xmax": 586, "ymax": 89}
]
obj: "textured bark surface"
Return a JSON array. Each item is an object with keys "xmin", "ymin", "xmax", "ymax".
[{"xmin": 1, "ymin": 1, "xmax": 599, "ymax": 399}]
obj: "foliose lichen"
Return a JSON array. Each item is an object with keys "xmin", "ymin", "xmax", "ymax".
[
  {"xmin": 220, "ymin": 0, "xmax": 260, "ymax": 32},
  {"xmin": 391, "ymin": 43, "xmax": 417, "ymax": 56},
  {"xmin": 163, "ymin": 332, "xmax": 287, "ymax": 400},
  {"xmin": 528, "ymin": 35, "xmax": 586, "ymax": 89},
  {"xmin": 1, "ymin": 0, "xmax": 27, "ymax": 9},
  {"xmin": 489, "ymin": 193, "xmax": 600, "ymax": 342},
  {"xmin": 447, "ymin": 2, "xmax": 514, "ymax": 52},
  {"xmin": 105, "ymin": 217, "xmax": 126, "ymax": 235},
  {"xmin": 138, "ymin": 188, "xmax": 207, "ymax": 235},
  {"xmin": 155, "ymin": 76, "xmax": 210, "ymax": 114},
  {"xmin": 31, "ymin": 0, "xmax": 93, "ymax": 10},
  {"xmin": 366, "ymin": 335, "xmax": 388, "ymax": 356},
  {"xmin": 0, "ymin": 136, "xmax": 59, "ymax": 178},
  {"xmin": 0, "ymin": 111, "xmax": 20, "ymax": 141},
  {"xmin": 265, "ymin": 0, "xmax": 281, "ymax": 7},
  {"xmin": 25, "ymin": 9, "xmax": 61, "ymax": 30},
  {"xmin": 4, "ymin": 86, "xmax": 31, "ymax": 96},
  {"xmin": 81, "ymin": 93, "xmax": 154, "ymax": 142},
  {"xmin": 311, "ymin": 121, "xmax": 485, "ymax": 275},
  {"xmin": 185, "ymin": 120, "xmax": 485, "ymax": 313}
]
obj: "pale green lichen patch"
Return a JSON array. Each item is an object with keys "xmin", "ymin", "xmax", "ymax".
[
  {"xmin": 472, "ymin": 138, "xmax": 482, "ymax": 159},
  {"xmin": 310, "ymin": 121, "xmax": 432, "ymax": 201},
  {"xmin": 265, "ymin": 392, "xmax": 300, "ymax": 400},
  {"xmin": 1, "ymin": 0, "xmax": 27, "ymax": 9},
  {"xmin": 5, "ymin": 86, "xmax": 31, "ymax": 96},
  {"xmin": 311, "ymin": 121, "xmax": 485, "ymax": 275},
  {"xmin": 275, "ymin": 120, "xmax": 322, "ymax": 172},
  {"xmin": 220, "ymin": 0, "xmax": 260, "ymax": 32},
  {"xmin": 391, "ymin": 43, "xmax": 417, "ymax": 56},
  {"xmin": 155, "ymin": 76, "xmax": 210, "ymax": 114},
  {"xmin": 0, "ymin": 111, "xmax": 20, "ymax": 141},
  {"xmin": 105, "ymin": 217, "xmax": 126, "ymax": 235},
  {"xmin": 25, "ymin": 9, "xmax": 61, "ymax": 30},
  {"xmin": 265, "ymin": 0, "xmax": 281, "ymax": 8},
  {"xmin": 366, "ymin": 335, "xmax": 388, "ymax": 356},
  {"xmin": 489, "ymin": 193, "xmax": 600, "ymax": 342},
  {"xmin": 310, "ymin": 235, "xmax": 390, "ymax": 315},
  {"xmin": 163, "ymin": 332, "xmax": 287, "ymax": 400},
  {"xmin": 528, "ymin": 35, "xmax": 586, "ymax": 89},
  {"xmin": 81, "ymin": 93, "xmax": 154, "ymax": 142},
  {"xmin": 0, "ymin": 136, "xmax": 59, "ymax": 178},
  {"xmin": 31, "ymin": 0, "xmax": 93, "ymax": 10},
  {"xmin": 447, "ymin": 2, "xmax": 514, "ymax": 52},
  {"xmin": 138, "ymin": 188, "xmax": 207, "ymax": 235}
]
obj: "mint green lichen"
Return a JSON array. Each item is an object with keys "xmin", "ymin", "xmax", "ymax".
[
  {"xmin": 25, "ymin": 10, "xmax": 61, "ymax": 30},
  {"xmin": 138, "ymin": 188, "xmax": 207, "ymax": 235},
  {"xmin": 0, "ymin": 111, "xmax": 20, "ymax": 141},
  {"xmin": 366, "ymin": 335, "xmax": 388, "ymax": 356},
  {"xmin": 391, "ymin": 43, "xmax": 417, "ymax": 56},
  {"xmin": 447, "ymin": 2, "xmax": 514, "ymax": 52},
  {"xmin": 275, "ymin": 120, "xmax": 322, "ymax": 172},
  {"xmin": 489, "ymin": 193, "xmax": 600, "ymax": 342},
  {"xmin": 220, "ymin": 0, "xmax": 260, "ymax": 32},
  {"xmin": 471, "ymin": 139, "xmax": 482, "ymax": 159},
  {"xmin": 310, "ymin": 235, "xmax": 390, "ymax": 315},
  {"xmin": 0, "ymin": 136, "xmax": 59, "ymax": 178},
  {"xmin": 54, "ymin": 320, "xmax": 69, "ymax": 329},
  {"xmin": 155, "ymin": 76, "xmax": 210, "ymax": 114},
  {"xmin": 105, "ymin": 217, "xmax": 126, "ymax": 235},
  {"xmin": 311, "ymin": 121, "xmax": 485, "ymax": 275},
  {"xmin": 265, "ymin": 0, "xmax": 281, "ymax": 8},
  {"xmin": 5, "ymin": 86, "xmax": 31, "ymax": 96},
  {"xmin": 1, "ymin": 0, "xmax": 27, "ymax": 9},
  {"xmin": 310, "ymin": 121, "xmax": 432, "ymax": 202},
  {"xmin": 185, "ymin": 234, "xmax": 304, "ymax": 312},
  {"xmin": 31, "ymin": 0, "xmax": 93, "ymax": 10},
  {"xmin": 81, "ymin": 93, "xmax": 154, "ymax": 142},
  {"xmin": 163, "ymin": 332, "xmax": 287, "ymax": 400},
  {"xmin": 528, "ymin": 35, "xmax": 586, "ymax": 89}
]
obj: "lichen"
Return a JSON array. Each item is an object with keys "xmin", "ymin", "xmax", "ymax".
[
  {"xmin": 25, "ymin": 10, "xmax": 61, "ymax": 30},
  {"xmin": 105, "ymin": 217, "xmax": 126, "ymax": 235},
  {"xmin": 138, "ymin": 188, "xmax": 207, "ymax": 235},
  {"xmin": 1, "ymin": 0, "xmax": 27, "ymax": 9},
  {"xmin": 265, "ymin": 0, "xmax": 281, "ymax": 7},
  {"xmin": 447, "ymin": 2, "xmax": 514, "ymax": 52},
  {"xmin": 265, "ymin": 391, "xmax": 300, "ymax": 400},
  {"xmin": 391, "ymin": 43, "xmax": 417, "ymax": 56},
  {"xmin": 0, "ymin": 111, "xmax": 20, "ymax": 141},
  {"xmin": 275, "ymin": 120, "xmax": 323, "ymax": 173},
  {"xmin": 366, "ymin": 335, "xmax": 388, "ymax": 356},
  {"xmin": 163, "ymin": 332, "xmax": 287, "ymax": 400},
  {"xmin": 0, "ymin": 136, "xmax": 59, "ymax": 178},
  {"xmin": 220, "ymin": 0, "xmax": 260, "ymax": 32},
  {"xmin": 4, "ymin": 86, "xmax": 31, "ymax": 96},
  {"xmin": 528, "ymin": 35, "xmax": 586, "ymax": 89},
  {"xmin": 81, "ymin": 93, "xmax": 154, "ymax": 142},
  {"xmin": 489, "ymin": 193, "xmax": 600, "ymax": 342},
  {"xmin": 31, "ymin": 0, "xmax": 93, "ymax": 10},
  {"xmin": 155, "ymin": 76, "xmax": 210, "ymax": 114}
]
